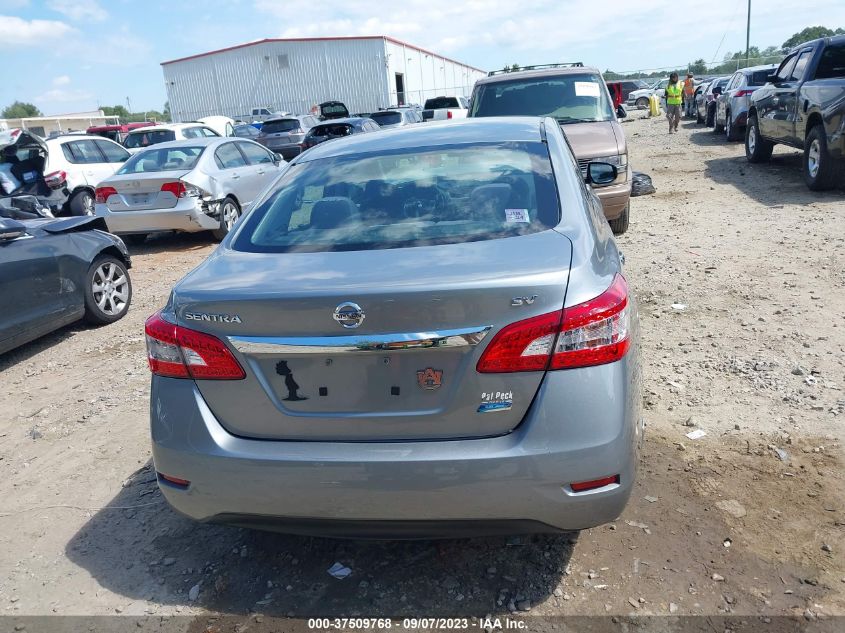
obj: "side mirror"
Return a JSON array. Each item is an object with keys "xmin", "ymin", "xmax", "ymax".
[
  {"xmin": 0, "ymin": 219, "xmax": 27, "ymax": 242},
  {"xmin": 586, "ymin": 162, "xmax": 618, "ymax": 186},
  {"xmin": 273, "ymin": 153, "xmax": 283, "ymax": 164}
]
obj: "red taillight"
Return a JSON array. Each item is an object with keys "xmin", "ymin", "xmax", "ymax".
[
  {"xmin": 44, "ymin": 170, "xmax": 66, "ymax": 190},
  {"xmin": 95, "ymin": 186, "xmax": 117, "ymax": 203},
  {"xmin": 447, "ymin": 110, "xmax": 453, "ymax": 119},
  {"xmin": 734, "ymin": 89, "xmax": 754, "ymax": 97},
  {"xmin": 476, "ymin": 275, "xmax": 630, "ymax": 373},
  {"xmin": 144, "ymin": 311, "xmax": 245, "ymax": 380},
  {"xmin": 160, "ymin": 181, "xmax": 187, "ymax": 198},
  {"xmin": 570, "ymin": 475, "xmax": 620, "ymax": 492}
]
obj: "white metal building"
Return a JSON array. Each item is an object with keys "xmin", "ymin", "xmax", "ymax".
[
  {"xmin": 0, "ymin": 110, "xmax": 119, "ymax": 137},
  {"xmin": 161, "ymin": 36, "xmax": 486, "ymax": 122}
]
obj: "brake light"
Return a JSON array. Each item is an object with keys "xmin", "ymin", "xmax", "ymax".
[
  {"xmin": 44, "ymin": 170, "xmax": 66, "ymax": 190},
  {"xmin": 447, "ymin": 110, "xmax": 453, "ymax": 119},
  {"xmin": 95, "ymin": 186, "xmax": 117, "ymax": 203},
  {"xmin": 734, "ymin": 89, "xmax": 754, "ymax": 97},
  {"xmin": 144, "ymin": 311, "xmax": 245, "ymax": 380},
  {"xmin": 476, "ymin": 275, "xmax": 630, "ymax": 373},
  {"xmin": 160, "ymin": 181, "xmax": 187, "ymax": 198}
]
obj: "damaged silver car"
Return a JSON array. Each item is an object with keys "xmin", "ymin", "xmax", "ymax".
[{"xmin": 93, "ymin": 137, "xmax": 284, "ymax": 244}]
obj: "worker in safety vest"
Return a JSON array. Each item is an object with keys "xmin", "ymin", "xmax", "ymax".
[
  {"xmin": 665, "ymin": 72, "xmax": 684, "ymax": 133},
  {"xmin": 683, "ymin": 73, "xmax": 695, "ymax": 117}
]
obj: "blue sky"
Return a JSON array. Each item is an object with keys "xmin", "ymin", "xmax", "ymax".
[{"xmin": 2, "ymin": 0, "xmax": 844, "ymax": 115}]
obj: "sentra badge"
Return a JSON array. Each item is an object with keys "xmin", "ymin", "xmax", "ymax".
[{"xmin": 185, "ymin": 312, "xmax": 242, "ymax": 323}]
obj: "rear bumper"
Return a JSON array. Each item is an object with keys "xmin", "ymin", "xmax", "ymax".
[
  {"xmin": 150, "ymin": 354, "xmax": 642, "ymax": 537},
  {"xmin": 94, "ymin": 197, "xmax": 220, "ymax": 235},
  {"xmin": 593, "ymin": 166, "xmax": 632, "ymax": 220}
]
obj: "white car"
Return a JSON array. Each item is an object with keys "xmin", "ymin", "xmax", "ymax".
[
  {"xmin": 421, "ymin": 96, "xmax": 469, "ymax": 121},
  {"xmin": 44, "ymin": 135, "xmax": 132, "ymax": 215},
  {"xmin": 626, "ymin": 79, "xmax": 670, "ymax": 109},
  {"xmin": 123, "ymin": 123, "xmax": 220, "ymax": 155}
]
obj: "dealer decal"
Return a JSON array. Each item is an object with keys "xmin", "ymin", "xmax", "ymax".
[{"xmin": 478, "ymin": 390, "xmax": 513, "ymax": 413}]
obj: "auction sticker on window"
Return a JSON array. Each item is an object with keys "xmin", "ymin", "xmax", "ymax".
[
  {"xmin": 574, "ymin": 81, "xmax": 600, "ymax": 97},
  {"xmin": 505, "ymin": 208, "xmax": 529, "ymax": 223},
  {"xmin": 478, "ymin": 390, "xmax": 513, "ymax": 413}
]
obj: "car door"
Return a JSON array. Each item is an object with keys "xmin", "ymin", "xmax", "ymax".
[
  {"xmin": 718, "ymin": 73, "xmax": 739, "ymax": 125},
  {"xmin": 63, "ymin": 139, "xmax": 108, "ymax": 187},
  {"xmin": 781, "ymin": 49, "xmax": 814, "ymax": 145},
  {"xmin": 88, "ymin": 139, "xmax": 130, "ymax": 187},
  {"xmin": 755, "ymin": 54, "xmax": 798, "ymax": 141},
  {"xmin": 235, "ymin": 141, "xmax": 279, "ymax": 207},
  {"xmin": 212, "ymin": 141, "xmax": 253, "ymax": 207},
  {"xmin": 0, "ymin": 221, "xmax": 64, "ymax": 351}
]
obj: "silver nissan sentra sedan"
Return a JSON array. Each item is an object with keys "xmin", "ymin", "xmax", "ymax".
[
  {"xmin": 94, "ymin": 137, "xmax": 284, "ymax": 244},
  {"xmin": 146, "ymin": 117, "xmax": 642, "ymax": 538}
]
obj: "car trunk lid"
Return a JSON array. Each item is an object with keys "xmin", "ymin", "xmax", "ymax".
[
  {"xmin": 104, "ymin": 171, "xmax": 192, "ymax": 211},
  {"xmin": 173, "ymin": 230, "xmax": 572, "ymax": 441}
]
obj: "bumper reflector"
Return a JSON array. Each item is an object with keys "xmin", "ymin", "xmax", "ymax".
[
  {"xmin": 570, "ymin": 475, "xmax": 620, "ymax": 492},
  {"xmin": 158, "ymin": 473, "xmax": 190, "ymax": 489}
]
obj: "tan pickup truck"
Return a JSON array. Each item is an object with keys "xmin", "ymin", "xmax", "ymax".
[{"xmin": 468, "ymin": 63, "xmax": 632, "ymax": 234}]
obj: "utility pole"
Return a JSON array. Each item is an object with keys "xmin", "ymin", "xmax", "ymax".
[{"xmin": 745, "ymin": 0, "xmax": 751, "ymax": 67}]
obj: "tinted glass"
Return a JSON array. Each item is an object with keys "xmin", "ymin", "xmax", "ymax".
[
  {"xmin": 370, "ymin": 112, "xmax": 403, "ymax": 126},
  {"xmin": 261, "ymin": 119, "xmax": 301, "ymax": 134},
  {"xmin": 94, "ymin": 140, "xmax": 130, "ymax": 163},
  {"xmin": 232, "ymin": 142, "xmax": 559, "ymax": 254},
  {"xmin": 67, "ymin": 140, "xmax": 104, "ymax": 164},
  {"xmin": 214, "ymin": 143, "xmax": 248, "ymax": 169},
  {"xmin": 790, "ymin": 52, "xmax": 812, "ymax": 81},
  {"xmin": 238, "ymin": 141, "xmax": 274, "ymax": 164},
  {"xmin": 118, "ymin": 147, "xmax": 204, "ymax": 173},
  {"xmin": 233, "ymin": 124, "xmax": 260, "ymax": 137},
  {"xmin": 749, "ymin": 70, "xmax": 773, "ymax": 86},
  {"xmin": 310, "ymin": 124, "xmax": 354, "ymax": 138},
  {"xmin": 469, "ymin": 73, "xmax": 615, "ymax": 123},
  {"xmin": 814, "ymin": 43, "xmax": 845, "ymax": 79},
  {"xmin": 424, "ymin": 97, "xmax": 460, "ymax": 109},
  {"xmin": 775, "ymin": 55, "xmax": 798, "ymax": 82},
  {"xmin": 321, "ymin": 103, "xmax": 348, "ymax": 116},
  {"xmin": 182, "ymin": 127, "xmax": 205, "ymax": 139},
  {"xmin": 124, "ymin": 130, "xmax": 175, "ymax": 148}
]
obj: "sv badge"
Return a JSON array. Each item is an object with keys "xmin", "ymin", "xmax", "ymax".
[{"xmin": 511, "ymin": 295, "xmax": 538, "ymax": 306}]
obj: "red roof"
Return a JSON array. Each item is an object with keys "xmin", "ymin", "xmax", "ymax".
[{"xmin": 160, "ymin": 35, "xmax": 485, "ymax": 74}]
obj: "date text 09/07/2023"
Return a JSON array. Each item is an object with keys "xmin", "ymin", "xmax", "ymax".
[{"xmin": 306, "ymin": 617, "xmax": 528, "ymax": 630}]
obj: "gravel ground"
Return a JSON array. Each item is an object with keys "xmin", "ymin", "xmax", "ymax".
[{"xmin": 0, "ymin": 113, "xmax": 843, "ymax": 630}]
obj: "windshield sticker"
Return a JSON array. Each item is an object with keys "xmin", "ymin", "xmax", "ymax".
[
  {"xmin": 574, "ymin": 82, "xmax": 600, "ymax": 97},
  {"xmin": 505, "ymin": 208, "xmax": 529, "ymax": 223},
  {"xmin": 478, "ymin": 390, "xmax": 513, "ymax": 413}
]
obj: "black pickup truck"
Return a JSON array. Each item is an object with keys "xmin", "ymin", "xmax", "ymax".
[{"xmin": 745, "ymin": 35, "xmax": 845, "ymax": 190}]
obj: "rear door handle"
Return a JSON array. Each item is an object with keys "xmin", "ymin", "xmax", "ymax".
[
  {"xmin": 257, "ymin": 169, "xmax": 265, "ymax": 175},
  {"xmin": 231, "ymin": 173, "xmax": 240, "ymax": 179}
]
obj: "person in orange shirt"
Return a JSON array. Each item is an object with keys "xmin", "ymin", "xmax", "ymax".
[{"xmin": 683, "ymin": 73, "xmax": 696, "ymax": 117}]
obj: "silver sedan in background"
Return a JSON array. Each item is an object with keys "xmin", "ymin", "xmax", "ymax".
[{"xmin": 94, "ymin": 137, "xmax": 284, "ymax": 244}]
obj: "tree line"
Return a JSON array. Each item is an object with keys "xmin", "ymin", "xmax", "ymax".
[{"xmin": 2, "ymin": 101, "xmax": 171, "ymax": 123}]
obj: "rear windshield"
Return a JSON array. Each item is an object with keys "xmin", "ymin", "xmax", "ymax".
[
  {"xmin": 370, "ymin": 111, "xmax": 402, "ymax": 126},
  {"xmin": 311, "ymin": 124, "xmax": 353, "ymax": 138},
  {"xmin": 321, "ymin": 104, "xmax": 348, "ymax": 116},
  {"xmin": 261, "ymin": 119, "xmax": 301, "ymax": 134},
  {"xmin": 123, "ymin": 130, "xmax": 176, "ymax": 149},
  {"xmin": 748, "ymin": 70, "xmax": 772, "ymax": 86},
  {"xmin": 424, "ymin": 97, "xmax": 460, "ymax": 109},
  {"xmin": 469, "ymin": 73, "xmax": 615, "ymax": 123},
  {"xmin": 232, "ymin": 141, "xmax": 559, "ymax": 254},
  {"xmin": 815, "ymin": 43, "xmax": 845, "ymax": 79},
  {"xmin": 117, "ymin": 146, "xmax": 204, "ymax": 174}
]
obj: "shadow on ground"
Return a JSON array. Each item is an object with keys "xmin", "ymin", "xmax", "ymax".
[
  {"xmin": 0, "ymin": 322, "xmax": 87, "ymax": 370},
  {"xmin": 126, "ymin": 231, "xmax": 217, "ymax": 256},
  {"xmin": 66, "ymin": 462, "xmax": 574, "ymax": 617}
]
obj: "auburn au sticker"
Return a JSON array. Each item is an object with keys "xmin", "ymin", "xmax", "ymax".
[{"xmin": 416, "ymin": 367, "xmax": 443, "ymax": 391}]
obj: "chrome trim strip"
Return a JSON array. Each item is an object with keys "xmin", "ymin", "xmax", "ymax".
[{"xmin": 229, "ymin": 326, "xmax": 492, "ymax": 355}]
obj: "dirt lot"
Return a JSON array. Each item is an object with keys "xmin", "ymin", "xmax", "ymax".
[{"xmin": 1, "ymin": 113, "xmax": 844, "ymax": 631}]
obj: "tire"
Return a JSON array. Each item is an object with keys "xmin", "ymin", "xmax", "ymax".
[
  {"xmin": 83, "ymin": 255, "xmax": 132, "ymax": 325},
  {"xmin": 122, "ymin": 233, "xmax": 148, "ymax": 246},
  {"xmin": 69, "ymin": 189, "xmax": 94, "ymax": 216},
  {"xmin": 635, "ymin": 97, "xmax": 648, "ymax": 109},
  {"xmin": 706, "ymin": 105, "xmax": 715, "ymax": 127},
  {"xmin": 726, "ymin": 112, "xmax": 742, "ymax": 141},
  {"xmin": 212, "ymin": 197, "xmax": 241, "ymax": 241},
  {"xmin": 804, "ymin": 124, "xmax": 840, "ymax": 191},
  {"xmin": 608, "ymin": 203, "xmax": 630, "ymax": 235},
  {"xmin": 745, "ymin": 114, "xmax": 774, "ymax": 163},
  {"xmin": 696, "ymin": 108, "xmax": 704, "ymax": 124}
]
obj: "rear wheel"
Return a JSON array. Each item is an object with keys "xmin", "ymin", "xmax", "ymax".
[
  {"xmin": 726, "ymin": 112, "xmax": 741, "ymax": 141},
  {"xmin": 804, "ymin": 125, "xmax": 840, "ymax": 191},
  {"xmin": 696, "ymin": 107, "xmax": 704, "ymax": 124},
  {"xmin": 212, "ymin": 197, "xmax": 240, "ymax": 241},
  {"xmin": 713, "ymin": 109, "xmax": 724, "ymax": 133},
  {"xmin": 706, "ymin": 104, "xmax": 715, "ymax": 127},
  {"xmin": 608, "ymin": 203, "xmax": 629, "ymax": 235},
  {"xmin": 69, "ymin": 189, "xmax": 94, "ymax": 216},
  {"xmin": 745, "ymin": 114, "xmax": 773, "ymax": 163},
  {"xmin": 84, "ymin": 255, "xmax": 132, "ymax": 325},
  {"xmin": 635, "ymin": 97, "xmax": 648, "ymax": 109}
]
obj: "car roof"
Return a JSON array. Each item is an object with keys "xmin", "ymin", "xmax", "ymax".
[
  {"xmin": 264, "ymin": 115, "xmax": 309, "ymax": 123},
  {"xmin": 127, "ymin": 123, "xmax": 213, "ymax": 134},
  {"xmin": 132, "ymin": 137, "xmax": 236, "ymax": 151},
  {"xmin": 312, "ymin": 117, "xmax": 370, "ymax": 126},
  {"xmin": 46, "ymin": 135, "xmax": 122, "ymax": 146},
  {"xmin": 475, "ymin": 65, "xmax": 602, "ymax": 86},
  {"xmin": 735, "ymin": 63, "xmax": 778, "ymax": 74},
  {"xmin": 298, "ymin": 117, "xmax": 544, "ymax": 163}
]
